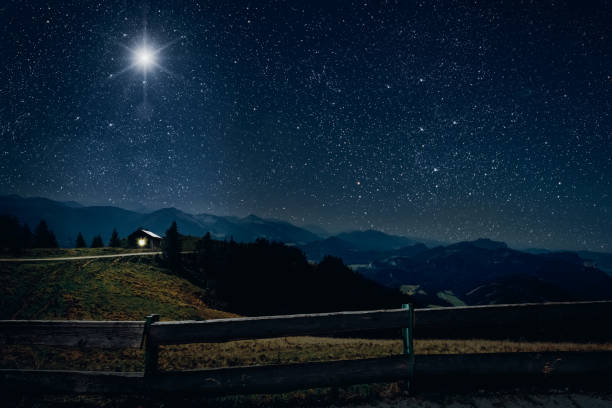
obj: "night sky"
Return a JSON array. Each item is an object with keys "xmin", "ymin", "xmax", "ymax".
[{"xmin": 1, "ymin": 1, "xmax": 611, "ymax": 251}]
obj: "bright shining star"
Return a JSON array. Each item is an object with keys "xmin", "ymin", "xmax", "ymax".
[{"xmin": 135, "ymin": 47, "xmax": 155, "ymax": 69}]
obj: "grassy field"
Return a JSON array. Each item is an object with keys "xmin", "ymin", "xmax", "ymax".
[
  {"xmin": 4, "ymin": 337, "xmax": 611, "ymax": 371},
  {"xmin": 1, "ymin": 255, "xmax": 611, "ymax": 407},
  {"xmin": 0, "ymin": 257, "xmax": 233, "ymax": 320}
]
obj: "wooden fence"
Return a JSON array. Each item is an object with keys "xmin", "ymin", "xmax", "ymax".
[{"xmin": 1, "ymin": 300, "xmax": 612, "ymax": 395}]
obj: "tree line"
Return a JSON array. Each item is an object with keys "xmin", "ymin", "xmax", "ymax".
[
  {"xmin": 74, "ymin": 228, "xmax": 121, "ymax": 248},
  {"xmin": 0, "ymin": 215, "xmax": 58, "ymax": 253},
  {"xmin": 160, "ymin": 223, "xmax": 410, "ymax": 316},
  {"xmin": 0, "ymin": 214, "xmax": 125, "ymax": 252}
]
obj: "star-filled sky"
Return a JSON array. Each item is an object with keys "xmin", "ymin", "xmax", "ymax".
[{"xmin": 1, "ymin": 1, "xmax": 611, "ymax": 251}]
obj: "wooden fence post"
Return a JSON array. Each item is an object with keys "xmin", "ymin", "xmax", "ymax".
[
  {"xmin": 402, "ymin": 304, "xmax": 415, "ymax": 386},
  {"xmin": 143, "ymin": 314, "xmax": 160, "ymax": 376}
]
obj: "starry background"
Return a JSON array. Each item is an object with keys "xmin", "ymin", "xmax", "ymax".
[{"xmin": 1, "ymin": 0, "xmax": 611, "ymax": 251}]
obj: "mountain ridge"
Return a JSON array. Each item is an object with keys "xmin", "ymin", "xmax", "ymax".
[{"xmin": 357, "ymin": 238, "xmax": 612, "ymax": 305}]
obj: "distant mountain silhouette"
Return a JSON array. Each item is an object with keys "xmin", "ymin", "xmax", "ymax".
[
  {"xmin": 300, "ymin": 224, "xmax": 331, "ymax": 238},
  {"xmin": 525, "ymin": 247, "xmax": 612, "ymax": 276},
  {"xmin": 464, "ymin": 275, "xmax": 572, "ymax": 305},
  {"xmin": 359, "ymin": 238, "xmax": 612, "ymax": 304},
  {"xmin": 299, "ymin": 236, "xmax": 428, "ymax": 264},
  {"xmin": 576, "ymin": 251, "xmax": 612, "ymax": 276},
  {"xmin": 336, "ymin": 230, "xmax": 424, "ymax": 251},
  {"xmin": 0, "ymin": 195, "xmax": 319, "ymax": 247},
  {"xmin": 1, "ymin": 196, "xmax": 446, "ymax": 252},
  {"xmin": 59, "ymin": 200, "xmax": 84, "ymax": 208},
  {"xmin": 0, "ymin": 195, "xmax": 142, "ymax": 247},
  {"xmin": 449, "ymin": 238, "xmax": 508, "ymax": 251}
]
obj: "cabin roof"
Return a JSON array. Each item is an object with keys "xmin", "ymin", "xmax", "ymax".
[{"xmin": 139, "ymin": 229, "xmax": 162, "ymax": 239}]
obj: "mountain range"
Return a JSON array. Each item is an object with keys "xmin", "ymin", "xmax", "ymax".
[
  {"xmin": 357, "ymin": 238, "xmax": 612, "ymax": 306},
  {"xmin": 2, "ymin": 195, "xmax": 611, "ymax": 306},
  {"xmin": 0, "ymin": 195, "xmax": 322, "ymax": 247},
  {"xmin": 0, "ymin": 195, "xmax": 440, "ymax": 251}
]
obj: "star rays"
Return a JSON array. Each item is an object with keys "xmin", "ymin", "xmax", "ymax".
[{"xmin": 112, "ymin": 33, "xmax": 177, "ymax": 83}]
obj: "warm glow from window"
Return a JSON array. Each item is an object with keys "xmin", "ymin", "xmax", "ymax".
[{"xmin": 137, "ymin": 238, "xmax": 147, "ymax": 247}]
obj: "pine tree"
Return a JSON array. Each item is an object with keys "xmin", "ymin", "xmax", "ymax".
[
  {"xmin": 75, "ymin": 232, "xmax": 87, "ymax": 248},
  {"xmin": 48, "ymin": 231, "xmax": 59, "ymax": 248},
  {"xmin": 198, "ymin": 232, "xmax": 214, "ymax": 286},
  {"xmin": 33, "ymin": 220, "xmax": 58, "ymax": 248},
  {"xmin": 0, "ymin": 215, "xmax": 31, "ymax": 253},
  {"xmin": 162, "ymin": 221, "xmax": 181, "ymax": 271},
  {"xmin": 108, "ymin": 228, "xmax": 121, "ymax": 247},
  {"xmin": 20, "ymin": 224, "xmax": 32, "ymax": 249},
  {"xmin": 90, "ymin": 234, "xmax": 104, "ymax": 248}
]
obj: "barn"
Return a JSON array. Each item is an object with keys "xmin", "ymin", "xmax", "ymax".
[{"xmin": 128, "ymin": 229, "xmax": 162, "ymax": 249}]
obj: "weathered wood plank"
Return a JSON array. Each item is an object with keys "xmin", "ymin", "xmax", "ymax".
[
  {"xmin": 417, "ymin": 350, "xmax": 612, "ymax": 376},
  {"xmin": 0, "ymin": 370, "xmax": 145, "ymax": 394},
  {"xmin": 0, "ymin": 356, "xmax": 412, "ymax": 394},
  {"xmin": 150, "ymin": 355, "xmax": 413, "ymax": 394},
  {"xmin": 414, "ymin": 351, "xmax": 612, "ymax": 390},
  {"xmin": 150, "ymin": 351, "xmax": 612, "ymax": 395},
  {"xmin": 1, "ymin": 301, "xmax": 611, "ymax": 348},
  {"xmin": 414, "ymin": 300, "xmax": 612, "ymax": 340},
  {"xmin": 0, "ymin": 320, "xmax": 145, "ymax": 348},
  {"xmin": 149, "ymin": 308, "xmax": 411, "ymax": 344},
  {"xmin": 3, "ymin": 351, "xmax": 611, "ymax": 395}
]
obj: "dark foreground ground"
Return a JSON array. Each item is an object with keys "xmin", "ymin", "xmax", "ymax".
[
  {"xmin": 6, "ymin": 389, "xmax": 612, "ymax": 408},
  {"xmin": 357, "ymin": 391, "xmax": 612, "ymax": 408}
]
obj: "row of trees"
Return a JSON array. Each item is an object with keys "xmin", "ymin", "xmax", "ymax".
[
  {"xmin": 0, "ymin": 214, "xmax": 126, "ymax": 252},
  {"xmin": 0, "ymin": 215, "xmax": 58, "ymax": 253},
  {"xmin": 74, "ymin": 228, "xmax": 121, "ymax": 248},
  {"xmin": 161, "ymin": 223, "xmax": 409, "ymax": 316}
]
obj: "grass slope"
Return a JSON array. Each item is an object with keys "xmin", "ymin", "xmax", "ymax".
[
  {"xmin": 0, "ymin": 256, "xmax": 233, "ymax": 320},
  {"xmin": 2, "ymin": 253, "xmax": 611, "ymax": 407}
]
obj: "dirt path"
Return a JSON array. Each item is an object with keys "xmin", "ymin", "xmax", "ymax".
[{"xmin": 0, "ymin": 251, "xmax": 161, "ymax": 262}]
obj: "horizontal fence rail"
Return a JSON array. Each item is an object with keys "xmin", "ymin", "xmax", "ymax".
[
  {"xmin": 3, "ymin": 301, "xmax": 611, "ymax": 348},
  {"xmin": 0, "ymin": 305, "xmax": 416, "ymax": 395},
  {"xmin": 1, "ymin": 301, "xmax": 612, "ymax": 395},
  {"xmin": 3, "ymin": 351, "xmax": 612, "ymax": 395},
  {"xmin": 149, "ymin": 308, "xmax": 413, "ymax": 345},
  {"xmin": 414, "ymin": 300, "xmax": 612, "ymax": 340},
  {"xmin": 0, "ymin": 320, "xmax": 145, "ymax": 348}
]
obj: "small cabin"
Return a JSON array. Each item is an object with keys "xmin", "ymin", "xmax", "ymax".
[{"xmin": 128, "ymin": 229, "xmax": 162, "ymax": 249}]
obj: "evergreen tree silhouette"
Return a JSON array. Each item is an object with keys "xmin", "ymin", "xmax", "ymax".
[
  {"xmin": 75, "ymin": 232, "xmax": 87, "ymax": 248},
  {"xmin": 0, "ymin": 215, "xmax": 32, "ymax": 253},
  {"xmin": 90, "ymin": 234, "xmax": 104, "ymax": 248},
  {"xmin": 108, "ymin": 228, "xmax": 121, "ymax": 247},
  {"xmin": 162, "ymin": 221, "xmax": 181, "ymax": 272},
  {"xmin": 21, "ymin": 223, "xmax": 32, "ymax": 249},
  {"xmin": 33, "ymin": 220, "xmax": 58, "ymax": 248},
  {"xmin": 48, "ymin": 231, "xmax": 58, "ymax": 248}
]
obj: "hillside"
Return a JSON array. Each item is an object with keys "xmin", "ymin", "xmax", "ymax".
[
  {"xmin": 2, "ymin": 250, "xmax": 612, "ymax": 407},
  {"xmin": 0, "ymin": 255, "xmax": 234, "ymax": 320},
  {"xmin": 358, "ymin": 239, "xmax": 612, "ymax": 306},
  {"xmin": 182, "ymin": 237, "xmax": 412, "ymax": 316}
]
